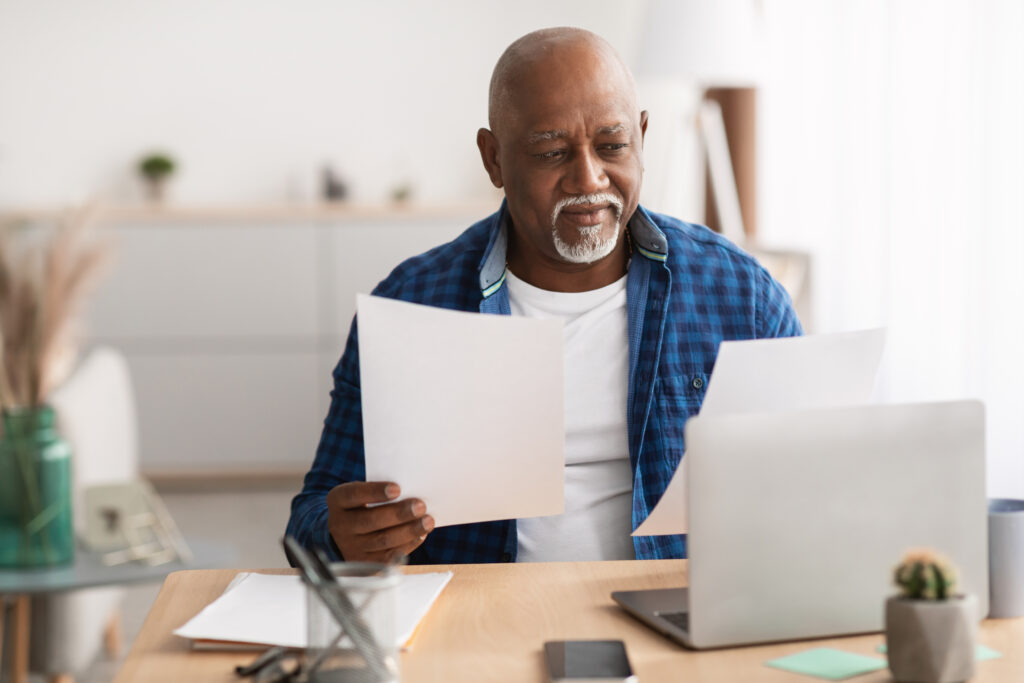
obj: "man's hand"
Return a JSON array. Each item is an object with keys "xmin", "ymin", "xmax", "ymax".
[{"xmin": 326, "ymin": 482, "xmax": 435, "ymax": 562}]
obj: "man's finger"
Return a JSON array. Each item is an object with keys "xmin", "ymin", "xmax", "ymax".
[
  {"xmin": 363, "ymin": 534, "xmax": 429, "ymax": 564},
  {"xmin": 347, "ymin": 498, "xmax": 426, "ymax": 534},
  {"xmin": 358, "ymin": 516, "xmax": 435, "ymax": 553},
  {"xmin": 387, "ymin": 535, "xmax": 428, "ymax": 561},
  {"xmin": 329, "ymin": 481, "xmax": 401, "ymax": 509}
]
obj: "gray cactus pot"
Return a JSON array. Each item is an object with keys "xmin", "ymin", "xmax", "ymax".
[{"xmin": 885, "ymin": 594, "xmax": 978, "ymax": 683}]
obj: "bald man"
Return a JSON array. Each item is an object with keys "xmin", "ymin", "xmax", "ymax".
[{"xmin": 287, "ymin": 28, "xmax": 801, "ymax": 565}]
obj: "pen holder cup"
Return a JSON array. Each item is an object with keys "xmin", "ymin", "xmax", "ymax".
[
  {"xmin": 989, "ymin": 498, "xmax": 1024, "ymax": 618},
  {"xmin": 306, "ymin": 562, "xmax": 402, "ymax": 682}
]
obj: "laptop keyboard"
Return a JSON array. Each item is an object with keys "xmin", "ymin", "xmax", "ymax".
[{"xmin": 656, "ymin": 610, "xmax": 690, "ymax": 632}]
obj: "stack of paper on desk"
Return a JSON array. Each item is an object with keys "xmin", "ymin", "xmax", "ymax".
[
  {"xmin": 173, "ymin": 571, "xmax": 453, "ymax": 650},
  {"xmin": 633, "ymin": 329, "xmax": 886, "ymax": 537}
]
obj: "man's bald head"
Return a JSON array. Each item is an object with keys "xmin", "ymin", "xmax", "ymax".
[{"xmin": 487, "ymin": 27, "xmax": 639, "ymax": 135}]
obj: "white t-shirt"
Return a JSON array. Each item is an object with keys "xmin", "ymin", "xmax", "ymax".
[{"xmin": 507, "ymin": 270, "xmax": 635, "ymax": 562}]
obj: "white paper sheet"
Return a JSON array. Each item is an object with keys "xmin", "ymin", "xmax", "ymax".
[
  {"xmin": 173, "ymin": 571, "xmax": 453, "ymax": 649},
  {"xmin": 632, "ymin": 457, "xmax": 690, "ymax": 537},
  {"xmin": 633, "ymin": 329, "xmax": 886, "ymax": 536},
  {"xmin": 699, "ymin": 328, "xmax": 886, "ymax": 417},
  {"xmin": 357, "ymin": 294, "xmax": 565, "ymax": 528}
]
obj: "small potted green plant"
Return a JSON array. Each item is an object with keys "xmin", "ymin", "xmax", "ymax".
[
  {"xmin": 137, "ymin": 153, "xmax": 176, "ymax": 203},
  {"xmin": 885, "ymin": 548, "xmax": 977, "ymax": 683}
]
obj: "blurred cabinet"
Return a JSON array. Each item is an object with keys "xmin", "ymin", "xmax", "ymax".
[
  {"xmin": 63, "ymin": 205, "xmax": 487, "ymax": 476},
  {"xmin": 88, "ymin": 224, "xmax": 320, "ymax": 339}
]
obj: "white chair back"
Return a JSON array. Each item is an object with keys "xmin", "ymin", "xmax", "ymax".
[{"xmin": 49, "ymin": 346, "xmax": 139, "ymax": 534}]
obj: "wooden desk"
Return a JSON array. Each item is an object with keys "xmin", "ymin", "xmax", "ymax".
[{"xmin": 116, "ymin": 561, "xmax": 1024, "ymax": 682}]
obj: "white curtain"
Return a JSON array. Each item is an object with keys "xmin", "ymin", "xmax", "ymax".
[{"xmin": 758, "ymin": 0, "xmax": 1024, "ymax": 497}]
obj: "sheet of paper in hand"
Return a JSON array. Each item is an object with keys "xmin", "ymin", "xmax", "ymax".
[{"xmin": 357, "ymin": 294, "xmax": 565, "ymax": 528}]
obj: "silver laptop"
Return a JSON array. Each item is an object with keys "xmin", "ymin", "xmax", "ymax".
[{"xmin": 614, "ymin": 400, "xmax": 988, "ymax": 649}]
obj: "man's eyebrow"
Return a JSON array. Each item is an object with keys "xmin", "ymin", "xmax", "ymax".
[
  {"xmin": 527, "ymin": 130, "xmax": 569, "ymax": 144},
  {"xmin": 526, "ymin": 124, "xmax": 628, "ymax": 144}
]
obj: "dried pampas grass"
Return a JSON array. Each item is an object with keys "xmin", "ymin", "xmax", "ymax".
[{"xmin": 0, "ymin": 204, "xmax": 112, "ymax": 408}]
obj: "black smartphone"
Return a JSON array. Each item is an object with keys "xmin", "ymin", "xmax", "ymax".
[{"xmin": 543, "ymin": 640, "xmax": 637, "ymax": 682}]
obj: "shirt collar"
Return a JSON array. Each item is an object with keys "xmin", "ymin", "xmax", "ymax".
[
  {"xmin": 628, "ymin": 205, "xmax": 669, "ymax": 262},
  {"xmin": 477, "ymin": 201, "xmax": 510, "ymax": 298},
  {"xmin": 477, "ymin": 201, "xmax": 668, "ymax": 298}
]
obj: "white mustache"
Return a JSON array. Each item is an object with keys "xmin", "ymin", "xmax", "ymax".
[{"xmin": 551, "ymin": 193, "xmax": 624, "ymax": 228}]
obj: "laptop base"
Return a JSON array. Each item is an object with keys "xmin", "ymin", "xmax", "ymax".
[{"xmin": 612, "ymin": 588, "xmax": 691, "ymax": 647}]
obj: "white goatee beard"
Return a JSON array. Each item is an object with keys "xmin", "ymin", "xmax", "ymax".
[{"xmin": 550, "ymin": 193, "xmax": 624, "ymax": 264}]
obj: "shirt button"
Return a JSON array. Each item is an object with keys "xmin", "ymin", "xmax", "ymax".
[
  {"xmin": 501, "ymin": 552, "xmax": 512, "ymax": 563},
  {"xmin": 692, "ymin": 377, "xmax": 705, "ymax": 390}
]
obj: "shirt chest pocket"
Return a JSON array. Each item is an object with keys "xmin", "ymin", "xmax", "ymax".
[{"xmin": 647, "ymin": 375, "xmax": 703, "ymax": 467}]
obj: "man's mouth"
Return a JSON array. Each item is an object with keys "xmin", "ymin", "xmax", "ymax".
[
  {"xmin": 550, "ymin": 193, "xmax": 624, "ymax": 232},
  {"xmin": 558, "ymin": 204, "xmax": 611, "ymax": 227}
]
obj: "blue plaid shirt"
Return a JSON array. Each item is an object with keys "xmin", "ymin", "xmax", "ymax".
[{"xmin": 287, "ymin": 202, "xmax": 802, "ymax": 563}]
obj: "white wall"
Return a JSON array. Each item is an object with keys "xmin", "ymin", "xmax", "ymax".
[
  {"xmin": 0, "ymin": 1, "xmax": 647, "ymax": 205},
  {"xmin": 758, "ymin": 0, "xmax": 1024, "ymax": 498}
]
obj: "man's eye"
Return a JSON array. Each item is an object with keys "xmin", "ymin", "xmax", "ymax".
[
  {"xmin": 533, "ymin": 150, "xmax": 565, "ymax": 160},
  {"xmin": 601, "ymin": 143, "xmax": 628, "ymax": 152}
]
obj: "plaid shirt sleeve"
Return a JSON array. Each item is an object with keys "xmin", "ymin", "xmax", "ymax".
[
  {"xmin": 286, "ymin": 319, "xmax": 365, "ymax": 562},
  {"xmin": 755, "ymin": 263, "xmax": 803, "ymax": 339}
]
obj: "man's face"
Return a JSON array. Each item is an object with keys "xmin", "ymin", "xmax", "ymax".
[{"xmin": 481, "ymin": 47, "xmax": 647, "ymax": 269}]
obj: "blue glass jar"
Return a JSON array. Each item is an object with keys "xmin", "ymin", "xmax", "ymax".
[{"xmin": 0, "ymin": 405, "xmax": 74, "ymax": 567}]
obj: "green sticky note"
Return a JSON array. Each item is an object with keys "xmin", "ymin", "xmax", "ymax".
[
  {"xmin": 976, "ymin": 644, "xmax": 1003, "ymax": 661},
  {"xmin": 765, "ymin": 648, "xmax": 887, "ymax": 680},
  {"xmin": 877, "ymin": 643, "xmax": 1002, "ymax": 661}
]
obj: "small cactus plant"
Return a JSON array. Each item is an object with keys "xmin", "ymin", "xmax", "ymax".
[{"xmin": 893, "ymin": 548, "xmax": 958, "ymax": 600}]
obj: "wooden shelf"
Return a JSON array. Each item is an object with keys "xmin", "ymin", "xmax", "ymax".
[{"xmin": 0, "ymin": 201, "xmax": 497, "ymax": 225}]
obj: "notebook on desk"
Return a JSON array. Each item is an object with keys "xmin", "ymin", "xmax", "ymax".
[
  {"xmin": 614, "ymin": 400, "xmax": 988, "ymax": 649},
  {"xmin": 174, "ymin": 570, "xmax": 453, "ymax": 650}
]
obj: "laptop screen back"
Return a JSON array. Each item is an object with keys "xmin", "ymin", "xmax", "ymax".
[{"xmin": 684, "ymin": 400, "xmax": 987, "ymax": 649}]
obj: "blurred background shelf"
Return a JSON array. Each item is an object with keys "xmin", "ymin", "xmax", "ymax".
[{"xmin": 0, "ymin": 201, "xmax": 497, "ymax": 224}]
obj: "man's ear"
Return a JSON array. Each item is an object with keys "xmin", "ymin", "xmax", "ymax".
[
  {"xmin": 477, "ymin": 128, "xmax": 504, "ymax": 188},
  {"xmin": 639, "ymin": 110, "xmax": 649, "ymax": 145}
]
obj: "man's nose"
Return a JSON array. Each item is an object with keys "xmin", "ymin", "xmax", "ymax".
[{"xmin": 563, "ymin": 148, "xmax": 609, "ymax": 195}]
